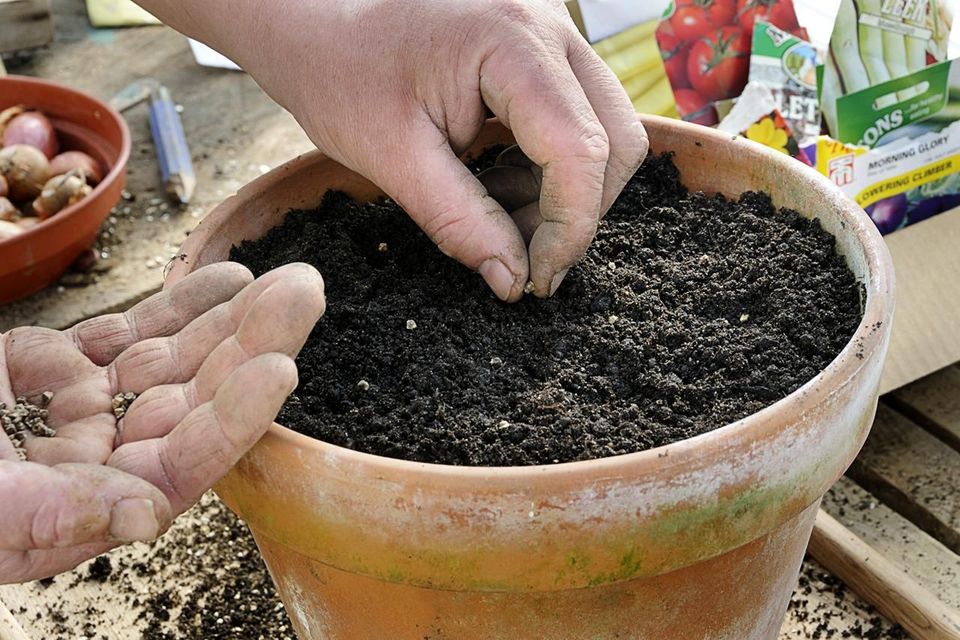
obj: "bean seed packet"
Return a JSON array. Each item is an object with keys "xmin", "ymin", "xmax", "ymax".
[{"xmin": 821, "ymin": 0, "xmax": 956, "ymax": 136}]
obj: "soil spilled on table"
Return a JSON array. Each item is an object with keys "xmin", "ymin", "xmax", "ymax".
[{"xmin": 231, "ymin": 153, "xmax": 863, "ymax": 467}]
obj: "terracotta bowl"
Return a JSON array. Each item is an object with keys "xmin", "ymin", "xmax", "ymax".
[
  {"xmin": 167, "ymin": 118, "xmax": 895, "ymax": 639},
  {"xmin": 0, "ymin": 75, "xmax": 131, "ymax": 305}
]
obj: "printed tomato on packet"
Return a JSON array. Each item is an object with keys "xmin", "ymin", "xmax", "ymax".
[{"xmin": 656, "ymin": 0, "xmax": 802, "ymax": 126}]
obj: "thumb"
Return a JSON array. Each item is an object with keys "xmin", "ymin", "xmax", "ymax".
[
  {"xmin": 386, "ymin": 127, "xmax": 530, "ymax": 302},
  {"xmin": 0, "ymin": 461, "xmax": 173, "ymax": 550}
]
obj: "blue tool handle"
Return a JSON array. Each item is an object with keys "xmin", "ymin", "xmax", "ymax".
[{"xmin": 149, "ymin": 86, "xmax": 196, "ymax": 203}]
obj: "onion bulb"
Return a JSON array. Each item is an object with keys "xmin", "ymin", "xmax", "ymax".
[
  {"xmin": 0, "ymin": 220, "xmax": 23, "ymax": 241},
  {"xmin": 33, "ymin": 169, "xmax": 91, "ymax": 219},
  {"xmin": 15, "ymin": 216, "xmax": 41, "ymax": 231},
  {"xmin": 0, "ymin": 197, "xmax": 18, "ymax": 221},
  {"xmin": 0, "ymin": 145, "xmax": 50, "ymax": 203},
  {"xmin": 0, "ymin": 106, "xmax": 25, "ymax": 136},
  {"xmin": 2, "ymin": 111, "xmax": 58, "ymax": 159},
  {"xmin": 50, "ymin": 151, "xmax": 103, "ymax": 185}
]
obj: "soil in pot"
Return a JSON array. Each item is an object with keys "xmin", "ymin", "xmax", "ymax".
[{"xmin": 230, "ymin": 153, "xmax": 863, "ymax": 467}]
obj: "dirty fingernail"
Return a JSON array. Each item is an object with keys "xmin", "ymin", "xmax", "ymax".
[
  {"xmin": 549, "ymin": 268, "xmax": 570, "ymax": 297},
  {"xmin": 479, "ymin": 259, "xmax": 516, "ymax": 301},
  {"xmin": 110, "ymin": 498, "xmax": 160, "ymax": 542}
]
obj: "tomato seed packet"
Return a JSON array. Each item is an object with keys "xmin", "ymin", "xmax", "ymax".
[{"xmin": 656, "ymin": 0, "xmax": 803, "ymax": 126}]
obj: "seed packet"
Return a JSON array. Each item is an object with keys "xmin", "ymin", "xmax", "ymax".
[
  {"xmin": 748, "ymin": 20, "xmax": 821, "ymax": 145},
  {"xmin": 815, "ymin": 57, "xmax": 960, "ymax": 233},
  {"xmin": 656, "ymin": 0, "xmax": 803, "ymax": 126},
  {"xmin": 718, "ymin": 82, "xmax": 813, "ymax": 164},
  {"xmin": 815, "ymin": 125, "xmax": 960, "ymax": 233},
  {"xmin": 821, "ymin": 0, "xmax": 955, "ymax": 136},
  {"xmin": 591, "ymin": 20, "xmax": 678, "ymax": 118}
]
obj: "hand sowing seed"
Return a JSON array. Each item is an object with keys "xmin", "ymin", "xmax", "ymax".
[{"xmin": 0, "ymin": 262, "xmax": 325, "ymax": 584}]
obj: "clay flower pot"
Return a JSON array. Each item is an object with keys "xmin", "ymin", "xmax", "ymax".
[
  {"xmin": 167, "ymin": 118, "xmax": 895, "ymax": 639},
  {"xmin": 0, "ymin": 76, "xmax": 130, "ymax": 304}
]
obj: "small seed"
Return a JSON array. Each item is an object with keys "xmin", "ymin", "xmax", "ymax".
[
  {"xmin": 497, "ymin": 420, "xmax": 510, "ymax": 429},
  {"xmin": 489, "ymin": 357, "xmax": 503, "ymax": 367},
  {"xmin": 377, "ymin": 242, "xmax": 388, "ymax": 253},
  {"xmin": 357, "ymin": 380, "xmax": 370, "ymax": 391},
  {"xmin": 739, "ymin": 313, "xmax": 750, "ymax": 323},
  {"xmin": 523, "ymin": 281, "xmax": 536, "ymax": 295},
  {"xmin": 406, "ymin": 319, "xmax": 417, "ymax": 330}
]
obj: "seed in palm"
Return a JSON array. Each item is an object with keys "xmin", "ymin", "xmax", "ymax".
[
  {"xmin": 0, "ymin": 393, "xmax": 56, "ymax": 460},
  {"xmin": 112, "ymin": 392, "xmax": 138, "ymax": 420}
]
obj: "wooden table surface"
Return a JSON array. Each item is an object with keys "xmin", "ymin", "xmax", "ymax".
[{"xmin": 2, "ymin": 4, "xmax": 959, "ymax": 639}]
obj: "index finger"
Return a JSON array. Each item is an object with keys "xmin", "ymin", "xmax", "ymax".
[
  {"xmin": 67, "ymin": 263, "xmax": 253, "ymax": 366},
  {"xmin": 480, "ymin": 38, "xmax": 609, "ymax": 297}
]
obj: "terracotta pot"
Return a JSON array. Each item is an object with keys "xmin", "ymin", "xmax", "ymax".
[
  {"xmin": 0, "ymin": 76, "xmax": 130, "ymax": 304},
  {"xmin": 167, "ymin": 118, "xmax": 895, "ymax": 639}
]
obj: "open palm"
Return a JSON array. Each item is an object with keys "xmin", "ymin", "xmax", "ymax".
[{"xmin": 0, "ymin": 262, "xmax": 325, "ymax": 584}]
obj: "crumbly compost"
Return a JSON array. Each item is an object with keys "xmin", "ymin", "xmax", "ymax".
[{"xmin": 231, "ymin": 153, "xmax": 863, "ymax": 466}]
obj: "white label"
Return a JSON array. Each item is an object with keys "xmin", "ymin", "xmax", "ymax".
[
  {"xmin": 859, "ymin": 13, "xmax": 934, "ymax": 39},
  {"xmin": 576, "ymin": 0, "xmax": 668, "ymax": 42}
]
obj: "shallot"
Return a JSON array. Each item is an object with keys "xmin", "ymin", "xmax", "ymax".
[
  {"xmin": 33, "ymin": 170, "xmax": 91, "ymax": 219},
  {"xmin": 15, "ymin": 217, "xmax": 41, "ymax": 231},
  {"xmin": 50, "ymin": 151, "xmax": 103, "ymax": 185},
  {"xmin": 0, "ymin": 106, "xmax": 25, "ymax": 137},
  {"xmin": 0, "ymin": 145, "xmax": 50, "ymax": 203},
  {"xmin": 0, "ymin": 197, "xmax": 17, "ymax": 221},
  {"xmin": 2, "ymin": 111, "xmax": 58, "ymax": 159}
]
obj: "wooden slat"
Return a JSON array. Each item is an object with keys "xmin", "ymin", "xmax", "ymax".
[
  {"xmin": 849, "ymin": 404, "xmax": 960, "ymax": 555},
  {"xmin": 780, "ymin": 558, "xmax": 908, "ymax": 639},
  {"xmin": 889, "ymin": 366, "xmax": 960, "ymax": 453},
  {"xmin": 822, "ymin": 477, "xmax": 960, "ymax": 609},
  {"xmin": 0, "ymin": 0, "xmax": 52, "ymax": 53},
  {"xmin": 809, "ymin": 510, "xmax": 960, "ymax": 640}
]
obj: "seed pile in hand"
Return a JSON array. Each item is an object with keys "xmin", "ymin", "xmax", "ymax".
[
  {"xmin": 1, "ymin": 392, "xmax": 55, "ymax": 460},
  {"xmin": 232, "ymin": 153, "xmax": 864, "ymax": 467},
  {"xmin": 112, "ymin": 392, "xmax": 138, "ymax": 420}
]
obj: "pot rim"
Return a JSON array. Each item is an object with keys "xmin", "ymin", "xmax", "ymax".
[
  {"xmin": 172, "ymin": 114, "xmax": 895, "ymax": 481},
  {"xmin": 0, "ymin": 74, "xmax": 132, "ymax": 247}
]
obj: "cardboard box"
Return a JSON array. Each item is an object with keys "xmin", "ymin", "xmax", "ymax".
[
  {"xmin": 0, "ymin": 0, "xmax": 52, "ymax": 53},
  {"xmin": 881, "ymin": 206, "xmax": 960, "ymax": 393}
]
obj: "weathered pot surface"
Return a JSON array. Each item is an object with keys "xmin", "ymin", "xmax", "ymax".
[{"xmin": 167, "ymin": 117, "xmax": 895, "ymax": 639}]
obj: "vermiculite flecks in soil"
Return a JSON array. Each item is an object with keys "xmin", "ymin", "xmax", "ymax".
[{"xmin": 232, "ymin": 153, "xmax": 862, "ymax": 467}]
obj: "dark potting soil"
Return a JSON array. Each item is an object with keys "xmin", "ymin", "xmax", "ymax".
[{"xmin": 230, "ymin": 153, "xmax": 863, "ymax": 467}]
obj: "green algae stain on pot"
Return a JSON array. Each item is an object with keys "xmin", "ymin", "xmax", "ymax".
[
  {"xmin": 568, "ymin": 482, "xmax": 808, "ymax": 589},
  {"xmin": 649, "ymin": 482, "xmax": 801, "ymax": 551},
  {"xmin": 585, "ymin": 547, "xmax": 645, "ymax": 588}
]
